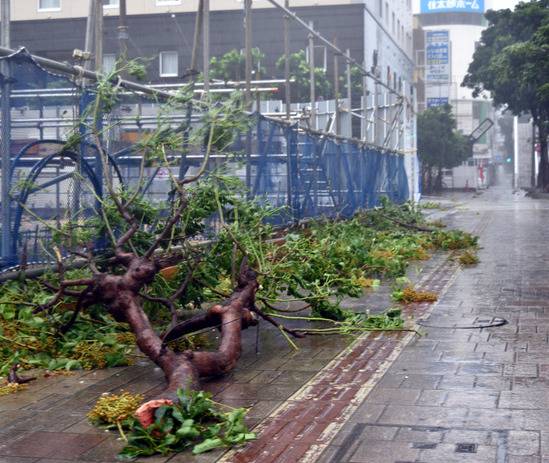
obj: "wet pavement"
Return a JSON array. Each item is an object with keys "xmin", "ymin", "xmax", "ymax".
[
  {"xmin": 3, "ymin": 170, "xmax": 549, "ymax": 463},
  {"xmin": 317, "ymin": 173, "xmax": 549, "ymax": 463}
]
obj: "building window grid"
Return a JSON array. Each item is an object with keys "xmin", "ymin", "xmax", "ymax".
[
  {"xmin": 103, "ymin": 54, "xmax": 117, "ymax": 74},
  {"xmin": 38, "ymin": 0, "xmax": 61, "ymax": 12},
  {"xmin": 159, "ymin": 51, "xmax": 179, "ymax": 77},
  {"xmin": 103, "ymin": 0, "xmax": 119, "ymax": 8},
  {"xmin": 305, "ymin": 46, "xmax": 328, "ymax": 72},
  {"xmin": 156, "ymin": 0, "xmax": 182, "ymax": 5}
]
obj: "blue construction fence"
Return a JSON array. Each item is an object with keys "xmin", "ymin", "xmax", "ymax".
[{"xmin": 0, "ymin": 49, "xmax": 411, "ymax": 271}]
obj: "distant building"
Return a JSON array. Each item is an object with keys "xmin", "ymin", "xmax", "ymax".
[{"xmin": 413, "ymin": 0, "xmax": 498, "ymax": 189}]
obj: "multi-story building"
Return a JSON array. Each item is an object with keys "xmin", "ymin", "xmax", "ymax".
[
  {"xmin": 413, "ymin": 0, "xmax": 498, "ymax": 188},
  {"xmin": 5, "ymin": 0, "xmax": 419, "ymax": 196}
]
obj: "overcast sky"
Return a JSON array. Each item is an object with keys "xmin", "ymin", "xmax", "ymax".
[{"xmin": 494, "ymin": 0, "xmax": 521, "ymax": 10}]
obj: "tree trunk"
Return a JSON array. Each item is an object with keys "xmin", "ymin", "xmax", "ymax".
[
  {"xmin": 425, "ymin": 166, "xmax": 433, "ymax": 194},
  {"xmin": 88, "ymin": 256, "xmax": 259, "ymax": 426},
  {"xmin": 537, "ymin": 123, "xmax": 549, "ymax": 190},
  {"xmin": 434, "ymin": 167, "xmax": 443, "ymax": 192}
]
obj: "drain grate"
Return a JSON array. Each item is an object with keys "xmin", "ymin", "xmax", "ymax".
[
  {"xmin": 412, "ymin": 443, "xmax": 438, "ymax": 449},
  {"xmin": 455, "ymin": 443, "xmax": 477, "ymax": 453}
]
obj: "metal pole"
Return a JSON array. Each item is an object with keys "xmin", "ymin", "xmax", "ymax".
[
  {"xmin": 345, "ymin": 49, "xmax": 351, "ymax": 137},
  {"xmin": 244, "ymin": 0, "xmax": 253, "ymax": 109},
  {"xmin": 1, "ymin": 0, "xmax": 11, "ymax": 263},
  {"xmin": 84, "ymin": 0, "xmax": 95, "ymax": 63},
  {"xmin": 308, "ymin": 22, "xmax": 315, "ymax": 129},
  {"xmin": 333, "ymin": 38, "xmax": 340, "ymax": 135},
  {"xmin": 94, "ymin": 0, "xmax": 103, "ymax": 72},
  {"xmin": 362, "ymin": 61, "xmax": 368, "ymax": 141},
  {"xmin": 118, "ymin": 0, "xmax": 128, "ymax": 63},
  {"xmin": 190, "ymin": 0, "xmax": 204, "ymax": 75},
  {"xmin": 264, "ymin": 0, "xmax": 402, "ymax": 98},
  {"xmin": 203, "ymin": 0, "xmax": 210, "ymax": 95},
  {"xmin": 284, "ymin": 0, "xmax": 291, "ymax": 120}
]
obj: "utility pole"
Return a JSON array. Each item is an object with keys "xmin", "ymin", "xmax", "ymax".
[
  {"xmin": 308, "ymin": 22, "xmax": 315, "ymax": 129},
  {"xmin": 94, "ymin": 0, "xmax": 103, "ymax": 72},
  {"xmin": 333, "ymin": 38, "xmax": 340, "ymax": 135},
  {"xmin": 118, "ymin": 0, "xmax": 128, "ymax": 64},
  {"xmin": 244, "ymin": 0, "xmax": 253, "ymax": 109},
  {"xmin": 284, "ymin": 0, "xmax": 291, "ymax": 120},
  {"xmin": 1, "ymin": 0, "xmax": 11, "ymax": 263},
  {"xmin": 203, "ymin": 0, "xmax": 210, "ymax": 95}
]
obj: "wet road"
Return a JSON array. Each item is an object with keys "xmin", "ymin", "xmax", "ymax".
[{"xmin": 320, "ymin": 171, "xmax": 549, "ymax": 462}]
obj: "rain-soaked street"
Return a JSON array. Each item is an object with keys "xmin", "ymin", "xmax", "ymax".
[
  {"xmin": 316, "ymin": 169, "xmax": 549, "ymax": 463},
  {"xmin": 3, "ymin": 169, "xmax": 549, "ymax": 463}
]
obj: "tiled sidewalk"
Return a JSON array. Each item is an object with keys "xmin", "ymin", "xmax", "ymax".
[
  {"xmin": 4, "ymin": 180, "xmax": 543, "ymax": 463},
  {"xmin": 318, "ymin": 183, "xmax": 549, "ymax": 463}
]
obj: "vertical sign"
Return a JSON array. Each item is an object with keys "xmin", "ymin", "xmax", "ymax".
[
  {"xmin": 420, "ymin": 0, "xmax": 484, "ymax": 14},
  {"xmin": 425, "ymin": 30, "xmax": 450, "ymax": 83}
]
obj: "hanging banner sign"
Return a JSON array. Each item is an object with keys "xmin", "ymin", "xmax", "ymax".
[
  {"xmin": 425, "ymin": 30, "xmax": 450, "ymax": 83},
  {"xmin": 420, "ymin": 0, "xmax": 484, "ymax": 14}
]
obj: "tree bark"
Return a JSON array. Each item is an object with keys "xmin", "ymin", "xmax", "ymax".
[{"xmin": 75, "ymin": 255, "xmax": 259, "ymax": 427}]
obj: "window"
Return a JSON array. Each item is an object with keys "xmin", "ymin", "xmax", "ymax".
[
  {"xmin": 379, "ymin": 0, "xmax": 383, "ymax": 17},
  {"xmin": 392, "ymin": 12, "xmax": 395, "ymax": 34},
  {"xmin": 156, "ymin": 0, "xmax": 182, "ymax": 5},
  {"xmin": 103, "ymin": 54, "xmax": 117, "ymax": 74},
  {"xmin": 306, "ymin": 45, "xmax": 327, "ymax": 72},
  {"xmin": 103, "ymin": 0, "xmax": 119, "ymax": 8},
  {"xmin": 385, "ymin": 3, "xmax": 389, "ymax": 24},
  {"xmin": 397, "ymin": 20, "xmax": 401, "ymax": 40},
  {"xmin": 159, "ymin": 51, "xmax": 178, "ymax": 77},
  {"xmin": 38, "ymin": 0, "xmax": 60, "ymax": 11}
]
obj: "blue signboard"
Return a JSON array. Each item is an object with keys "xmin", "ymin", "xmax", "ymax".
[
  {"xmin": 420, "ymin": 0, "xmax": 484, "ymax": 14},
  {"xmin": 427, "ymin": 97, "xmax": 449, "ymax": 107},
  {"xmin": 425, "ymin": 31, "xmax": 450, "ymax": 82}
]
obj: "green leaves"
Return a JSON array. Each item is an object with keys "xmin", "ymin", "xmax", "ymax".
[{"xmin": 116, "ymin": 389, "xmax": 255, "ymax": 459}]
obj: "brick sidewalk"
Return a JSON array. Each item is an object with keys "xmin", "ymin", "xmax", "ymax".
[{"xmin": 4, "ymin": 185, "xmax": 538, "ymax": 463}]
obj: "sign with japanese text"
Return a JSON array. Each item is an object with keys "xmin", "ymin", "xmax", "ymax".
[
  {"xmin": 425, "ymin": 30, "xmax": 450, "ymax": 83},
  {"xmin": 420, "ymin": 0, "xmax": 484, "ymax": 14},
  {"xmin": 427, "ymin": 97, "xmax": 449, "ymax": 107}
]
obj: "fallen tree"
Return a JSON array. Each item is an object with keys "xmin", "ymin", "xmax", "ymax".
[{"xmin": 0, "ymin": 62, "xmax": 480, "ymax": 457}]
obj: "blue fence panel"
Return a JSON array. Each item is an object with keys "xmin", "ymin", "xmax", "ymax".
[{"xmin": 0, "ymin": 54, "xmax": 410, "ymax": 272}]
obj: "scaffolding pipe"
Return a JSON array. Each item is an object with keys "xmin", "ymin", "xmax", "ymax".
[
  {"xmin": 264, "ymin": 0, "xmax": 403, "ymax": 99},
  {"xmin": 0, "ymin": 46, "xmax": 174, "ymax": 99},
  {"xmin": 94, "ymin": 0, "xmax": 103, "ymax": 72},
  {"xmin": 1, "ymin": 0, "xmax": 11, "ymax": 263},
  {"xmin": 244, "ymin": 0, "xmax": 253, "ymax": 108},
  {"xmin": 203, "ymin": 0, "xmax": 210, "ymax": 95},
  {"xmin": 308, "ymin": 22, "xmax": 315, "ymax": 130},
  {"xmin": 333, "ymin": 37, "xmax": 340, "ymax": 135},
  {"xmin": 118, "ymin": 0, "xmax": 128, "ymax": 63},
  {"xmin": 284, "ymin": 0, "xmax": 291, "ymax": 121}
]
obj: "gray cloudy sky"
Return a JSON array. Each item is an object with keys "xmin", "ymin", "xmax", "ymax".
[{"xmin": 495, "ymin": 0, "xmax": 520, "ymax": 10}]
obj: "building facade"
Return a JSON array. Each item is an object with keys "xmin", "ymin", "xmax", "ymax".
[
  {"xmin": 413, "ymin": 0, "xmax": 499, "ymax": 188},
  {"xmin": 3, "ymin": 0, "xmax": 419, "ymax": 196}
]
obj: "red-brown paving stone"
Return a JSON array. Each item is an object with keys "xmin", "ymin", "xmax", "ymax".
[
  {"xmin": 228, "ymin": 257, "xmax": 460, "ymax": 462},
  {"xmin": 228, "ymin": 333, "xmax": 408, "ymax": 461},
  {"xmin": 0, "ymin": 431, "xmax": 106, "ymax": 459}
]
